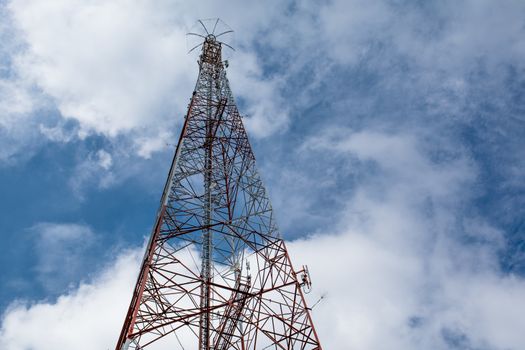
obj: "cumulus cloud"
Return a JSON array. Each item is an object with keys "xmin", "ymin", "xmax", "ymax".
[
  {"xmin": 3, "ymin": 220, "xmax": 524, "ymax": 349},
  {"xmin": 0, "ymin": 0, "xmax": 292, "ymax": 164},
  {"xmin": 68, "ymin": 149, "xmax": 117, "ymax": 199},
  {"xmin": 0, "ymin": 248, "xmax": 142, "ymax": 350},
  {"xmin": 30, "ymin": 223, "xmax": 97, "ymax": 293},
  {"xmin": 8, "ymin": 0, "xmax": 193, "ymax": 136},
  {"xmin": 316, "ymin": 0, "xmax": 525, "ymax": 73},
  {"xmin": 0, "ymin": 40, "xmax": 49, "ymax": 164},
  {"xmin": 1, "ymin": 0, "xmax": 524, "ymax": 348},
  {"xmin": 288, "ymin": 129, "xmax": 525, "ymax": 349},
  {"xmin": 2, "ymin": 129, "xmax": 524, "ymax": 349},
  {"xmin": 289, "ymin": 225, "xmax": 525, "ymax": 350},
  {"xmin": 227, "ymin": 50, "xmax": 289, "ymax": 138},
  {"xmin": 2, "ymin": 0, "xmax": 523, "ymax": 200}
]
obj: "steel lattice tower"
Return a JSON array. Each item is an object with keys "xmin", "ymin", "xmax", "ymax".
[{"xmin": 116, "ymin": 19, "xmax": 322, "ymax": 350}]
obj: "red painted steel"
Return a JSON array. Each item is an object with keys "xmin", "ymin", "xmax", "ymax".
[{"xmin": 115, "ymin": 21, "xmax": 322, "ymax": 350}]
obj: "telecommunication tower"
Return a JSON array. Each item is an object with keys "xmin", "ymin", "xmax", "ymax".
[{"xmin": 116, "ymin": 19, "xmax": 322, "ymax": 350}]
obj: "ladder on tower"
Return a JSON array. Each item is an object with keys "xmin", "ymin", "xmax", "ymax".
[{"xmin": 213, "ymin": 274, "xmax": 252, "ymax": 350}]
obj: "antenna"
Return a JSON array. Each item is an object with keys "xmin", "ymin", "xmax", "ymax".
[
  {"xmin": 186, "ymin": 18, "xmax": 235, "ymax": 59},
  {"xmin": 115, "ymin": 20, "xmax": 322, "ymax": 350}
]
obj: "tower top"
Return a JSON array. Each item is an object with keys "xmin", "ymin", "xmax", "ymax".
[
  {"xmin": 187, "ymin": 18, "xmax": 235, "ymax": 65},
  {"xmin": 201, "ymin": 35, "xmax": 222, "ymax": 65}
]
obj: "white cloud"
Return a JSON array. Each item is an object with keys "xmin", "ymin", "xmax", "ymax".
[
  {"xmin": 135, "ymin": 129, "xmax": 174, "ymax": 159},
  {"xmin": 30, "ymin": 223, "xmax": 96, "ymax": 293},
  {"xmin": 8, "ymin": 0, "xmax": 194, "ymax": 137},
  {"xmin": 38, "ymin": 123, "xmax": 76, "ymax": 143},
  {"xmin": 2, "ymin": 129, "xmax": 524, "ymax": 349},
  {"xmin": 0, "ymin": 0, "xmax": 523, "ymax": 347},
  {"xmin": 316, "ymin": 0, "xmax": 525, "ymax": 72},
  {"xmin": 0, "ymin": 71, "xmax": 49, "ymax": 164},
  {"xmin": 0, "ymin": 80, "xmax": 36, "ymax": 120},
  {"xmin": 3, "ymin": 220, "xmax": 524, "ymax": 349},
  {"xmin": 227, "ymin": 50, "xmax": 289, "ymax": 138},
  {"xmin": 2, "ymin": 0, "xmax": 292, "ymax": 158},
  {"xmin": 68, "ymin": 149, "xmax": 117, "ymax": 199},
  {"xmin": 97, "ymin": 149, "xmax": 113, "ymax": 170},
  {"xmin": 2, "ymin": 0, "xmax": 522, "ymax": 207},
  {"xmin": 288, "ymin": 227, "xmax": 525, "ymax": 350},
  {"xmin": 289, "ymin": 129, "xmax": 525, "ymax": 349},
  {"xmin": 0, "ymin": 247, "xmax": 141, "ymax": 350}
]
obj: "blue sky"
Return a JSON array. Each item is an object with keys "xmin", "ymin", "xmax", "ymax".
[{"xmin": 0, "ymin": 0, "xmax": 524, "ymax": 349}]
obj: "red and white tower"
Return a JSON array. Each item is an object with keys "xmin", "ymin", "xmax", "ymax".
[{"xmin": 116, "ymin": 19, "xmax": 322, "ymax": 350}]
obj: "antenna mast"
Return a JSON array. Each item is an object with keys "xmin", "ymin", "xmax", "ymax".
[{"xmin": 115, "ymin": 18, "xmax": 322, "ymax": 350}]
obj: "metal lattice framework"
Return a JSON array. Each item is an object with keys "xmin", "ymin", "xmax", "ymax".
[{"xmin": 116, "ymin": 19, "xmax": 322, "ymax": 350}]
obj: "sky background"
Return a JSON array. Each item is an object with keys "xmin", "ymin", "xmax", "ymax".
[{"xmin": 0, "ymin": 0, "xmax": 525, "ymax": 349}]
